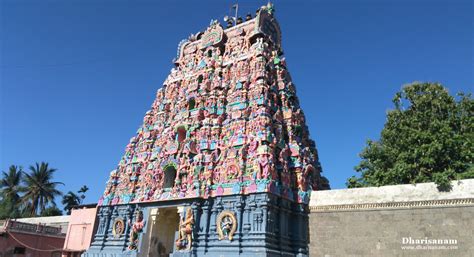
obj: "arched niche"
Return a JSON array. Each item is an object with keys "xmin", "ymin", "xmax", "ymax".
[
  {"xmin": 163, "ymin": 164, "xmax": 177, "ymax": 189},
  {"xmin": 188, "ymin": 98, "xmax": 196, "ymax": 110},
  {"xmin": 176, "ymin": 125, "xmax": 187, "ymax": 143}
]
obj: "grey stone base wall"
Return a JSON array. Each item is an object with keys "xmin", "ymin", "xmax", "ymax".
[
  {"xmin": 309, "ymin": 180, "xmax": 474, "ymax": 257},
  {"xmin": 309, "ymin": 205, "xmax": 474, "ymax": 257}
]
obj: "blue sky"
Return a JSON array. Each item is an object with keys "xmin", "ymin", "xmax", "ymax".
[{"xmin": 1, "ymin": 0, "xmax": 472, "ymax": 207}]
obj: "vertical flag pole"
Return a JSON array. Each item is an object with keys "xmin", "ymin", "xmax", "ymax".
[{"xmin": 233, "ymin": 4, "xmax": 239, "ymax": 26}]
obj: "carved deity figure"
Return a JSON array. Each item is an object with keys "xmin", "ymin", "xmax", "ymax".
[
  {"xmin": 200, "ymin": 165, "xmax": 213, "ymax": 193},
  {"xmin": 221, "ymin": 216, "xmax": 232, "ymax": 236},
  {"xmin": 176, "ymin": 209, "xmax": 194, "ymax": 250},
  {"xmin": 258, "ymin": 153, "xmax": 272, "ymax": 179},
  {"xmin": 279, "ymin": 146, "xmax": 290, "ymax": 170},
  {"xmin": 297, "ymin": 164, "xmax": 314, "ymax": 191},
  {"xmin": 128, "ymin": 210, "xmax": 145, "ymax": 250},
  {"xmin": 217, "ymin": 210, "xmax": 237, "ymax": 241}
]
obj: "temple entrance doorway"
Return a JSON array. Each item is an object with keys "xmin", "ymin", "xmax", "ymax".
[{"xmin": 142, "ymin": 207, "xmax": 180, "ymax": 257}]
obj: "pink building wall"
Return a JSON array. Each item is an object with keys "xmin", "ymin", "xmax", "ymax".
[{"xmin": 62, "ymin": 207, "xmax": 97, "ymax": 256}]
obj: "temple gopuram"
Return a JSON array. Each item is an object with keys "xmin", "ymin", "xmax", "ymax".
[{"xmin": 84, "ymin": 3, "xmax": 324, "ymax": 257}]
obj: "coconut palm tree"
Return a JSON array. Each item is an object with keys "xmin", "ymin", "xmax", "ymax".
[
  {"xmin": 78, "ymin": 185, "xmax": 89, "ymax": 202},
  {"xmin": 22, "ymin": 162, "xmax": 63, "ymax": 216},
  {"xmin": 0, "ymin": 165, "xmax": 25, "ymax": 218},
  {"xmin": 62, "ymin": 185, "xmax": 89, "ymax": 215},
  {"xmin": 62, "ymin": 191, "xmax": 80, "ymax": 215},
  {"xmin": 1, "ymin": 165, "xmax": 24, "ymax": 201}
]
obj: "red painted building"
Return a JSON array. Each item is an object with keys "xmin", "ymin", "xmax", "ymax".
[{"xmin": 0, "ymin": 219, "xmax": 65, "ymax": 257}]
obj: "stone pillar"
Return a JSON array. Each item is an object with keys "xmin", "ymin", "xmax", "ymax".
[
  {"xmin": 92, "ymin": 206, "xmax": 111, "ymax": 249},
  {"xmin": 235, "ymin": 195, "xmax": 245, "ymax": 252},
  {"xmin": 191, "ymin": 201, "xmax": 201, "ymax": 250},
  {"xmin": 295, "ymin": 204, "xmax": 308, "ymax": 257},
  {"xmin": 123, "ymin": 205, "xmax": 135, "ymax": 251},
  {"xmin": 243, "ymin": 197, "xmax": 252, "ymax": 235},
  {"xmin": 139, "ymin": 208, "xmax": 159, "ymax": 257},
  {"xmin": 199, "ymin": 200, "xmax": 211, "ymax": 251}
]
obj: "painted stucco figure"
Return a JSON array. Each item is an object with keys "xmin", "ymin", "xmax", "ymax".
[
  {"xmin": 176, "ymin": 208, "xmax": 194, "ymax": 250},
  {"xmin": 128, "ymin": 210, "xmax": 145, "ymax": 250}
]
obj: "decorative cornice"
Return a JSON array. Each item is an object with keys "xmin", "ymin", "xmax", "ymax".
[{"xmin": 310, "ymin": 198, "xmax": 474, "ymax": 212}]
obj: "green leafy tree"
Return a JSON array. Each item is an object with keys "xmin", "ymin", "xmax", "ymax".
[
  {"xmin": 78, "ymin": 185, "xmax": 89, "ymax": 202},
  {"xmin": 62, "ymin": 185, "xmax": 88, "ymax": 215},
  {"xmin": 317, "ymin": 176, "xmax": 331, "ymax": 190},
  {"xmin": 62, "ymin": 191, "xmax": 80, "ymax": 215},
  {"xmin": 0, "ymin": 195, "xmax": 23, "ymax": 219},
  {"xmin": 348, "ymin": 82, "xmax": 473, "ymax": 190},
  {"xmin": 0, "ymin": 166, "xmax": 25, "ymax": 219},
  {"xmin": 22, "ymin": 162, "xmax": 64, "ymax": 216},
  {"xmin": 41, "ymin": 206, "xmax": 63, "ymax": 216}
]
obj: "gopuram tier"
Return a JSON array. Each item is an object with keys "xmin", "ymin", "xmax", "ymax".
[{"xmin": 85, "ymin": 4, "xmax": 324, "ymax": 257}]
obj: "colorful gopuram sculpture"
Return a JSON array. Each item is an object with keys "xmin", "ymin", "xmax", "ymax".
[{"xmin": 85, "ymin": 3, "xmax": 324, "ymax": 257}]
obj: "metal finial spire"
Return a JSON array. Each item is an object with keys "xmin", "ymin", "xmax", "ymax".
[
  {"xmin": 224, "ymin": 4, "xmax": 239, "ymax": 28},
  {"xmin": 232, "ymin": 4, "xmax": 239, "ymax": 25}
]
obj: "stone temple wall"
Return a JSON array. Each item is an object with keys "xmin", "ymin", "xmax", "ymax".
[{"xmin": 308, "ymin": 179, "xmax": 474, "ymax": 257}]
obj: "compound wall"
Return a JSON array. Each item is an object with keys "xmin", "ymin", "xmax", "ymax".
[{"xmin": 309, "ymin": 179, "xmax": 474, "ymax": 257}]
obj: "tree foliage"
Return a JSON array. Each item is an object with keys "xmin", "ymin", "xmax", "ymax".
[
  {"xmin": 62, "ymin": 185, "xmax": 89, "ymax": 215},
  {"xmin": 41, "ymin": 206, "xmax": 63, "ymax": 216},
  {"xmin": 317, "ymin": 176, "xmax": 331, "ymax": 190},
  {"xmin": 0, "ymin": 162, "xmax": 88, "ymax": 218},
  {"xmin": 0, "ymin": 166, "xmax": 25, "ymax": 219},
  {"xmin": 78, "ymin": 185, "xmax": 89, "ymax": 201},
  {"xmin": 62, "ymin": 191, "xmax": 80, "ymax": 215},
  {"xmin": 22, "ymin": 162, "xmax": 64, "ymax": 215},
  {"xmin": 348, "ymin": 82, "xmax": 473, "ymax": 190}
]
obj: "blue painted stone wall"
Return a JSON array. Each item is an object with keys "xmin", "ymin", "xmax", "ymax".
[{"xmin": 83, "ymin": 193, "xmax": 309, "ymax": 257}]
